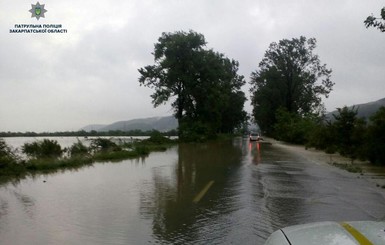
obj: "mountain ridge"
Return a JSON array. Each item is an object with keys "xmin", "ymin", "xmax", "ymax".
[
  {"xmin": 80, "ymin": 97, "xmax": 385, "ymax": 132},
  {"xmin": 326, "ymin": 97, "xmax": 385, "ymax": 120},
  {"xmin": 80, "ymin": 116, "xmax": 178, "ymax": 132}
]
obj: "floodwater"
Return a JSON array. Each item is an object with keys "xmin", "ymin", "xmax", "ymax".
[{"xmin": 0, "ymin": 137, "xmax": 385, "ymax": 244}]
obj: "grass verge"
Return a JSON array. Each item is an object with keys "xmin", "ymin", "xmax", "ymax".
[{"xmin": 331, "ymin": 162, "xmax": 363, "ymax": 174}]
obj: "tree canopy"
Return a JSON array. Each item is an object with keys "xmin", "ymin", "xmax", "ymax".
[
  {"xmin": 249, "ymin": 36, "xmax": 333, "ymax": 135},
  {"xmin": 139, "ymin": 30, "xmax": 247, "ymax": 140},
  {"xmin": 365, "ymin": 107, "xmax": 385, "ymax": 164},
  {"xmin": 332, "ymin": 106, "xmax": 365, "ymax": 162},
  {"xmin": 364, "ymin": 7, "xmax": 385, "ymax": 32}
]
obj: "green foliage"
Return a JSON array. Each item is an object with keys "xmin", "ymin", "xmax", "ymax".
[
  {"xmin": 144, "ymin": 131, "xmax": 173, "ymax": 144},
  {"xmin": 133, "ymin": 145, "xmax": 150, "ymax": 155},
  {"xmin": 332, "ymin": 106, "xmax": 365, "ymax": 162},
  {"xmin": 93, "ymin": 150, "xmax": 141, "ymax": 162},
  {"xmin": 188, "ymin": 49, "xmax": 247, "ymax": 136},
  {"xmin": 26, "ymin": 156, "xmax": 93, "ymax": 172},
  {"xmin": 306, "ymin": 121, "xmax": 336, "ymax": 153},
  {"xmin": 274, "ymin": 108, "xmax": 318, "ymax": 144},
  {"xmin": 69, "ymin": 139, "xmax": 89, "ymax": 157},
  {"xmin": 305, "ymin": 106, "xmax": 385, "ymax": 165},
  {"xmin": 89, "ymin": 138, "xmax": 121, "ymax": 152},
  {"xmin": 220, "ymin": 91, "xmax": 248, "ymax": 133},
  {"xmin": 139, "ymin": 30, "xmax": 247, "ymax": 141},
  {"xmin": 250, "ymin": 36, "xmax": 333, "ymax": 135},
  {"xmin": 0, "ymin": 138, "xmax": 19, "ymax": 168},
  {"xmin": 139, "ymin": 30, "xmax": 207, "ymax": 118},
  {"xmin": 307, "ymin": 106, "xmax": 365, "ymax": 163},
  {"xmin": 364, "ymin": 7, "xmax": 385, "ymax": 32},
  {"xmin": 0, "ymin": 136, "xmax": 176, "ymax": 182},
  {"xmin": 178, "ymin": 121, "xmax": 212, "ymax": 142},
  {"xmin": 364, "ymin": 107, "xmax": 385, "ymax": 164},
  {"xmin": 22, "ymin": 139, "xmax": 63, "ymax": 159},
  {"xmin": 0, "ymin": 129, "xmax": 178, "ymax": 137}
]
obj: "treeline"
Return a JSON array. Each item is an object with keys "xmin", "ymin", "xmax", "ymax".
[
  {"xmin": 247, "ymin": 34, "xmax": 384, "ymax": 166},
  {"xmin": 273, "ymin": 106, "xmax": 385, "ymax": 165},
  {"xmin": 0, "ymin": 129, "xmax": 178, "ymax": 137}
]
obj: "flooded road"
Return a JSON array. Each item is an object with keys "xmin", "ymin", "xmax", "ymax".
[{"xmin": 0, "ymin": 137, "xmax": 384, "ymax": 244}]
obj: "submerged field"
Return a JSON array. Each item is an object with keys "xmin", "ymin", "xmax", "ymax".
[{"xmin": 0, "ymin": 134, "xmax": 177, "ymax": 184}]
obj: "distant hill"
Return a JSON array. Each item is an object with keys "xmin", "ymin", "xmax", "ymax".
[
  {"xmin": 80, "ymin": 98, "xmax": 385, "ymax": 132},
  {"xmin": 81, "ymin": 116, "xmax": 178, "ymax": 132},
  {"xmin": 327, "ymin": 97, "xmax": 385, "ymax": 120},
  {"xmin": 81, "ymin": 124, "xmax": 107, "ymax": 132}
]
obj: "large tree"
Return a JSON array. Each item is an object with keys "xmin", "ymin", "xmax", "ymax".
[
  {"xmin": 189, "ymin": 49, "xmax": 246, "ymax": 134},
  {"xmin": 139, "ymin": 30, "xmax": 246, "ymax": 140},
  {"xmin": 138, "ymin": 31, "xmax": 206, "ymax": 121},
  {"xmin": 250, "ymin": 36, "xmax": 333, "ymax": 135},
  {"xmin": 364, "ymin": 7, "xmax": 385, "ymax": 32}
]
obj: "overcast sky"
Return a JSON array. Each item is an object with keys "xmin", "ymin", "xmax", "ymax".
[{"xmin": 0, "ymin": 0, "xmax": 384, "ymax": 132}]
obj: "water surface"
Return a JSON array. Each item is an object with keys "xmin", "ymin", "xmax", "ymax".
[{"xmin": 0, "ymin": 138, "xmax": 384, "ymax": 244}]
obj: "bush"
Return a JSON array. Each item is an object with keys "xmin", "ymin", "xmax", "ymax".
[
  {"xmin": 144, "ymin": 131, "xmax": 173, "ymax": 144},
  {"xmin": 274, "ymin": 108, "xmax": 318, "ymax": 144},
  {"xmin": 0, "ymin": 138, "xmax": 19, "ymax": 167},
  {"xmin": 134, "ymin": 145, "xmax": 150, "ymax": 155},
  {"xmin": 364, "ymin": 107, "xmax": 385, "ymax": 165},
  {"xmin": 22, "ymin": 139, "xmax": 63, "ymax": 159},
  {"xmin": 89, "ymin": 138, "xmax": 121, "ymax": 152},
  {"xmin": 26, "ymin": 156, "xmax": 94, "ymax": 172},
  {"xmin": 69, "ymin": 140, "xmax": 89, "ymax": 157},
  {"xmin": 179, "ymin": 121, "xmax": 212, "ymax": 142},
  {"xmin": 307, "ymin": 121, "xmax": 336, "ymax": 152},
  {"xmin": 332, "ymin": 106, "xmax": 365, "ymax": 163}
]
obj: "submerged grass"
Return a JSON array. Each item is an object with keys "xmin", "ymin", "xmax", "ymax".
[
  {"xmin": 25, "ymin": 156, "xmax": 94, "ymax": 172},
  {"xmin": 93, "ymin": 149, "xmax": 144, "ymax": 162},
  {"xmin": 0, "ymin": 137, "xmax": 177, "ymax": 182}
]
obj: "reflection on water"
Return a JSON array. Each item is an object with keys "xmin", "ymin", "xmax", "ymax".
[
  {"xmin": 12, "ymin": 191, "xmax": 35, "ymax": 218},
  {"xmin": 140, "ymin": 140, "xmax": 243, "ymax": 244},
  {"xmin": 0, "ymin": 137, "xmax": 384, "ymax": 244},
  {"xmin": 0, "ymin": 199, "xmax": 8, "ymax": 218}
]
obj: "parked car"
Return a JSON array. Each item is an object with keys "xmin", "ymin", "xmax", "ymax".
[
  {"xmin": 249, "ymin": 132, "xmax": 262, "ymax": 141},
  {"xmin": 264, "ymin": 221, "xmax": 385, "ymax": 245}
]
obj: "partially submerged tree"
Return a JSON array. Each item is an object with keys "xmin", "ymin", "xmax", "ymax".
[
  {"xmin": 0, "ymin": 139, "xmax": 19, "ymax": 167},
  {"xmin": 185, "ymin": 49, "xmax": 246, "ymax": 136},
  {"xmin": 250, "ymin": 36, "xmax": 333, "ymax": 135},
  {"xmin": 364, "ymin": 7, "xmax": 385, "ymax": 32},
  {"xmin": 22, "ymin": 139, "xmax": 63, "ymax": 159},
  {"xmin": 69, "ymin": 139, "xmax": 89, "ymax": 157},
  {"xmin": 89, "ymin": 138, "xmax": 121, "ymax": 152},
  {"xmin": 139, "ymin": 30, "xmax": 246, "ymax": 140}
]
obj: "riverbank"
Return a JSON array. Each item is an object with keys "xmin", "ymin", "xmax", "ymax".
[{"xmin": 265, "ymin": 137, "xmax": 385, "ymax": 188}]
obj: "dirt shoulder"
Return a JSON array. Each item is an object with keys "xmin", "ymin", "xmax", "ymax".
[{"xmin": 264, "ymin": 137, "xmax": 385, "ymax": 188}]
